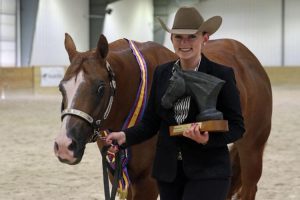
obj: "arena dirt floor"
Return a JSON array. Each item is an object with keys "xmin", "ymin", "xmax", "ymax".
[{"xmin": 0, "ymin": 84, "xmax": 299, "ymax": 200}]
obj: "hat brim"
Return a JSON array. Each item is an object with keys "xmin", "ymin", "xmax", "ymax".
[{"xmin": 157, "ymin": 16, "xmax": 222, "ymax": 35}]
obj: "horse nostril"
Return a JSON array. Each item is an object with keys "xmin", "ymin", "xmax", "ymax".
[
  {"xmin": 54, "ymin": 142, "xmax": 59, "ymax": 152},
  {"xmin": 68, "ymin": 140, "xmax": 77, "ymax": 152}
]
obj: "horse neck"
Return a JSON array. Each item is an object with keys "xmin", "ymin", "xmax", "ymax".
[{"xmin": 102, "ymin": 53, "xmax": 142, "ymax": 130}]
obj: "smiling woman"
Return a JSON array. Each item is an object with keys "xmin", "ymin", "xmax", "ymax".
[{"xmin": 171, "ymin": 33, "xmax": 208, "ymax": 68}]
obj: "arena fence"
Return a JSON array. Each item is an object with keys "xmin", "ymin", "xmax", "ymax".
[
  {"xmin": 0, "ymin": 66, "xmax": 66, "ymax": 96},
  {"xmin": 0, "ymin": 66, "xmax": 299, "ymax": 96},
  {"xmin": 264, "ymin": 67, "xmax": 300, "ymax": 85}
]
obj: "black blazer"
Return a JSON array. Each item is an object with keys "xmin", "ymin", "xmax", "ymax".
[{"xmin": 124, "ymin": 54, "xmax": 245, "ymax": 182}]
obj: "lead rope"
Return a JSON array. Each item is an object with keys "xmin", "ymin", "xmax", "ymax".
[
  {"xmin": 98, "ymin": 130, "xmax": 130, "ymax": 200},
  {"xmin": 101, "ymin": 145, "xmax": 123, "ymax": 200}
]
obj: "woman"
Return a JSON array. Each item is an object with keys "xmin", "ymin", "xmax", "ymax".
[{"xmin": 106, "ymin": 6, "xmax": 245, "ymax": 200}]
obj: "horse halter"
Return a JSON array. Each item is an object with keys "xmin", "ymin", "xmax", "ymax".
[{"xmin": 61, "ymin": 61, "xmax": 116, "ymax": 143}]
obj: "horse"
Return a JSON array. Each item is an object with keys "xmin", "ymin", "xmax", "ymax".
[{"xmin": 54, "ymin": 33, "xmax": 272, "ymax": 200}]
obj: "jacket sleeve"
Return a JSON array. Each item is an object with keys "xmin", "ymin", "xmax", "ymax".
[
  {"xmin": 122, "ymin": 67, "xmax": 161, "ymax": 147},
  {"xmin": 204, "ymin": 67, "xmax": 245, "ymax": 148}
]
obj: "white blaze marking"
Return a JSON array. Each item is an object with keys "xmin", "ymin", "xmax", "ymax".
[
  {"xmin": 55, "ymin": 70, "xmax": 85, "ymax": 161},
  {"xmin": 61, "ymin": 70, "xmax": 85, "ymax": 131}
]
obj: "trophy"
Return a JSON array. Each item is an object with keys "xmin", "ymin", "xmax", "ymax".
[{"xmin": 161, "ymin": 64, "xmax": 228, "ymax": 136}]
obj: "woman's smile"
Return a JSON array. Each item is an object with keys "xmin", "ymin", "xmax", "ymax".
[{"xmin": 179, "ymin": 48, "xmax": 192, "ymax": 52}]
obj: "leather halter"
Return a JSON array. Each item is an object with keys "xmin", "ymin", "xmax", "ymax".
[{"xmin": 61, "ymin": 61, "xmax": 116, "ymax": 142}]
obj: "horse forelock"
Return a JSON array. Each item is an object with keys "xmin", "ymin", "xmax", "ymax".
[{"xmin": 64, "ymin": 50, "xmax": 105, "ymax": 81}]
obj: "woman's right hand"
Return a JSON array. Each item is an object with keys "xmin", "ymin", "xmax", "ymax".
[
  {"xmin": 183, "ymin": 123, "xmax": 209, "ymax": 145},
  {"xmin": 105, "ymin": 131, "xmax": 126, "ymax": 146}
]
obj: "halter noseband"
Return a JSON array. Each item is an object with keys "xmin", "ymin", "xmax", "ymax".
[{"xmin": 61, "ymin": 61, "xmax": 116, "ymax": 142}]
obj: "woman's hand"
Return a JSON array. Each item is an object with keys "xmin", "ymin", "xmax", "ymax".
[
  {"xmin": 105, "ymin": 131, "xmax": 126, "ymax": 146},
  {"xmin": 183, "ymin": 123, "xmax": 209, "ymax": 144}
]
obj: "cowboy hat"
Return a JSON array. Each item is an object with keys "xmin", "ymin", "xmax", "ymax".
[{"xmin": 158, "ymin": 7, "xmax": 222, "ymax": 35}]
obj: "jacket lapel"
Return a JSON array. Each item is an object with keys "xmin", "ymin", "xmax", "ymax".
[{"xmin": 198, "ymin": 54, "xmax": 211, "ymax": 74}]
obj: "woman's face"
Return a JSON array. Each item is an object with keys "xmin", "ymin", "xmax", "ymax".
[{"xmin": 171, "ymin": 33, "xmax": 208, "ymax": 61}]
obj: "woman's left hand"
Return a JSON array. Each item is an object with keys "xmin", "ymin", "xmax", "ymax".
[{"xmin": 183, "ymin": 123, "xmax": 209, "ymax": 144}]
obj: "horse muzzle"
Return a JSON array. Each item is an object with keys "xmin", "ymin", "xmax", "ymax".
[{"xmin": 54, "ymin": 133, "xmax": 85, "ymax": 165}]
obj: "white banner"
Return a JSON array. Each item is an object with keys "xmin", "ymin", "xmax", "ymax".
[{"xmin": 40, "ymin": 67, "xmax": 65, "ymax": 87}]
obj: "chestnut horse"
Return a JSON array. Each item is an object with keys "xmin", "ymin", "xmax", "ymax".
[{"xmin": 54, "ymin": 33, "xmax": 272, "ymax": 200}]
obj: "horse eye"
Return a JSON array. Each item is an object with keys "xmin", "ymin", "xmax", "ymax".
[
  {"xmin": 58, "ymin": 82, "xmax": 67, "ymax": 94},
  {"xmin": 58, "ymin": 83, "xmax": 63, "ymax": 92},
  {"xmin": 60, "ymin": 101, "xmax": 65, "ymax": 112},
  {"xmin": 97, "ymin": 83, "xmax": 105, "ymax": 97}
]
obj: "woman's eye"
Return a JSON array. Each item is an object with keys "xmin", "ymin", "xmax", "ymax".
[
  {"xmin": 188, "ymin": 35, "xmax": 197, "ymax": 40},
  {"xmin": 174, "ymin": 35, "xmax": 182, "ymax": 39}
]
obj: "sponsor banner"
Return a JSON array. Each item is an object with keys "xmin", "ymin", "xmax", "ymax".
[{"xmin": 40, "ymin": 67, "xmax": 64, "ymax": 87}]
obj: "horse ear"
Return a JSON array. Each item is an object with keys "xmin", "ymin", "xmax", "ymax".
[
  {"xmin": 96, "ymin": 34, "xmax": 109, "ymax": 59},
  {"xmin": 64, "ymin": 33, "xmax": 77, "ymax": 62}
]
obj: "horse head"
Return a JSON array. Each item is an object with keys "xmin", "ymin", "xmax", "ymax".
[
  {"xmin": 54, "ymin": 33, "xmax": 114, "ymax": 165},
  {"xmin": 161, "ymin": 70, "xmax": 186, "ymax": 109}
]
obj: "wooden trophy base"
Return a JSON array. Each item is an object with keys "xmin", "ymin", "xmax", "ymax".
[{"xmin": 169, "ymin": 120, "xmax": 228, "ymax": 136}]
